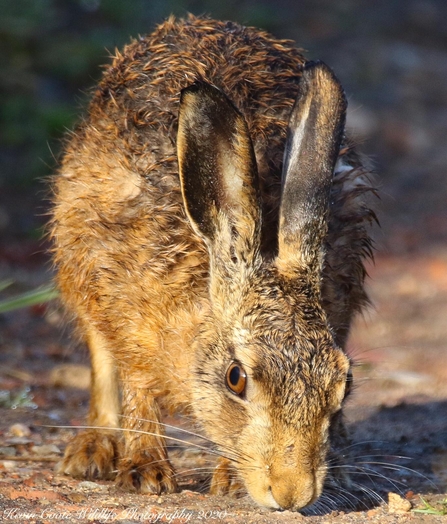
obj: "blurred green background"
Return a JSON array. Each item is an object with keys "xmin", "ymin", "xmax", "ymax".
[{"xmin": 1, "ymin": 0, "xmax": 447, "ymax": 259}]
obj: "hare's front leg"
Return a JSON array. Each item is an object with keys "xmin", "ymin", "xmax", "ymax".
[
  {"xmin": 57, "ymin": 329, "xmax": 120, "ymax": 480},
  {"xmin": 117, "ymin": 378, "xmax": 178, "ymax": 494}
]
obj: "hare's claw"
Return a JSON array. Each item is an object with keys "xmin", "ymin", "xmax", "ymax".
[
  {"xmin": 56, "ymin": 430, "xmax": 118, "ymax": 481},
  {"xmin": 117, "ymin": 454, "xmax": 178, "ymax": 494},
  {"xmin": 210, "ymin": 457, "xmax": 244, "ymax": 497}
]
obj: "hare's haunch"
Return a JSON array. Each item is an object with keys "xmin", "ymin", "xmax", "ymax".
[{"xmin": 50, "ymin": 15, "xmax": 376, "ymax": 511}]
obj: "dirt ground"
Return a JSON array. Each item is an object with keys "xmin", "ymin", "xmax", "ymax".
[
  {"xmin": 1, "ymin": 4, "xmax": 447, "ymax": 522},
  {"xmin": 0, "ymin": 246, "xmax": 446, "ymax": 523}
]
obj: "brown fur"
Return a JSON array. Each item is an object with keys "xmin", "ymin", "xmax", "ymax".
[{"xmin": 49, "ymin": 14, "xmax": 377, "ymax": 510}]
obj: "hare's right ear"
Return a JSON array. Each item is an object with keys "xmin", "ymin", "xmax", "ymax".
[
  {"xmin": 277, "ymin": 62, "xmax": 346, "ymax": 275},
  {"xmin": 177, "ymin": 81, "xmax": 261, "ymax": 265}
]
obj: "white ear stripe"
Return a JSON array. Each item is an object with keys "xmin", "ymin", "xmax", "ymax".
[{"xmin": 282, "ymin": 96, "xmax": 312, "ymax": 192}]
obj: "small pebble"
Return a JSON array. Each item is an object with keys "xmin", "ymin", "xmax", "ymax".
[
  {"xmin": 68, "ymin": 493, "xmax": 87, "ymax": 503},
  {"xmin": 9, "ymin": 423, "xmax": 31, "ymax": 437},
  {"xmin": 31, "ymin": 444, "xmax": 61, "ymax": 456},
  {"xmin": 78, "ymin": 480, "xmax": 108, "ymax": 491},
  {"xmin": 388, "ymin": 492, "xmax": 412, "ymax": 513},
  {"xmin": 0, "ymin": 460, "xmax": 17, "ymax": 470}
]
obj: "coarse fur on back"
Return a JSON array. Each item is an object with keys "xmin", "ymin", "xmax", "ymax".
[{"xmin": 50, "ymin": 14, "xmax": 377, "ymax": 511}]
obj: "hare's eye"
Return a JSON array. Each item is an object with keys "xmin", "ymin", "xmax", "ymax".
[{"xmin": 225, "ymin": 362, "xmax": 247, "ymax": 397}]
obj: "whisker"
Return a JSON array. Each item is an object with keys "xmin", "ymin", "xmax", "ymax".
[
  {"xmin": 172, "ymin": 467, "xmax": 217, "ymax": 478},
  {"xmin": 343, "ymin": 463, "xmax": 404, "ymax": 493},
  {"xmin": 354, "ymin": 461, "xmax": 438, "ymax": 490},
  {"xmin": 330, "ymin": 439, "xmax": 393, "ymax": 454},
  {"xmin": 338, "ymin": 489, "xmax": 366, "ymax": 509},
  {"xmin": 44, "ymin": 424, "xmax": 243, "ymax": 464},
  {"xmin": 119, "ymin": 415, "xmax": 254, "ymax": 465},
  {"xmin": 331, "ymin": 453, "xmax": 413, "ymax": 462},
  {"xmin": 126, "ymin": 457, "xmax": 173, "ymax": 470},
  {"xmin": 322, "ymin": 491, "xmax": 349, "ymax": 510},
  {"xmin": 325, "ymin": 480, "xmax": 381, "ymax": 511},
  {"xmin": 118, "ymin": 414, "xmax": 217, "ymax": 448},
  {"xmin": 324, "ymin": 478, "xmax": 370, "ymax": 510},
  {"xmin": 305, "ymin": 496, "xmax": 333, "ymax": 515},
  {"xmin": 329, "ymin": 466, "xmax": 399, "ymax": 487},
  {"xmin": 349, "ymin": 481, "xmax": 384, "ymax": 505}
]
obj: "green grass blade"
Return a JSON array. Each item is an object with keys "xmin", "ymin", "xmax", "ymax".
[
  {"xmin": 412, "ymin": 497, "xmax": 447, "ymax": 516},
  {"xmin": 0, "ymin": 280, "xmax": 14, "ymax": 293},
  {"xmin": 0, "ymin": 285, "xmax": 59, "ymax": 313}
]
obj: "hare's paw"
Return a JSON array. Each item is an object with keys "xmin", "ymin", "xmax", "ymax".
[
  {"xmin": 117, "ymin": 453, "xmax": 178, "ymax": 494},
  {"xmin": 210, "ymin": 458, "xmax": 244, "ymax": 497},
  {"xmin": 56, "ymin": 430, "xmax": 118, "ymax": 481}
]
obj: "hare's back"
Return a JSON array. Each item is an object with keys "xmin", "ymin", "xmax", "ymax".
[{"xmin": 51, "ymin": 16, "xmax": 306, "ymax": 318}]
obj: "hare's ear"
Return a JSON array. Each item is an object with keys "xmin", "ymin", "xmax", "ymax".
[
  {"xmin": 177, "ymin": 81, "xmax": 261, "ymax": 263},
  {"xmin": 277, "ymin": 62, "xmax": 346, "ymax": 274}
]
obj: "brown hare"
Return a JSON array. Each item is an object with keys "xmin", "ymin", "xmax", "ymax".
[{"xmin": 50, "ymin": 15, "xmax": 376, "ymax": 511}]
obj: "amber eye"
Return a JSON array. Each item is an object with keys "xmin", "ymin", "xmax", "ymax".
[{"xmin": 225, "ymin": 362, "xmax": 247, "ymax": 397}]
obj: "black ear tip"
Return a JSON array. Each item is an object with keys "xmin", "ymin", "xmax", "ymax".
[
  {"xmin": 303, "ymin": 59, "xmax": 323, "ymax": 70},
  {"xmin": 180, "ymin": 80, "xmax": 228, "ymax": 105},
  {"xmin": 179, "ymin": 80, "xmax": 243, "ymax": 119},
  {"xmin": 302, "ymin": 60, "xmax": 337, "ymax": 80},
  {"xmin": 301, "ymin": 60, "xmax": 347, "ymax": 108},
  {"xmin": 184, "ymin": 81, "xmax": 203, "ymax": 93},
  {"xmin": 182, "ymin": 78, "xmax": 227, "ymax": 95},
  {"xmin": 180, "ymin": 80, "xmax": 207, "ymax": 100}
]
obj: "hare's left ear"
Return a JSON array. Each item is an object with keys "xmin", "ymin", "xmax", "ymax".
[
  {"xmin": 277, "ymin": 61, "xmax": 346, "ymax": 274},
  {"xmin": 177, "ymin": 81, "xmax": 261, "ymax": 265}
]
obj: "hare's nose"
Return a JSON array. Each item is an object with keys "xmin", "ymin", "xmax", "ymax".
[{"xmin": 270, "ymin": 473, "xmax": 316, "ymax": 510}]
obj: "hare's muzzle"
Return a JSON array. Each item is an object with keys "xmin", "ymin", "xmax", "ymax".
[
  {"xmin": 270, "ymin": 470, "xmax": 318, "ymax": 510},
  {"xmin": 246, "ymin": 466, "xmax": 320, "ymax": 511}
]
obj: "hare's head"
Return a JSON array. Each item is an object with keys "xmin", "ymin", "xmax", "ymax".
[{"xmin": 177, "ymin": 63, "xmax": 351, "ymax": 510}]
